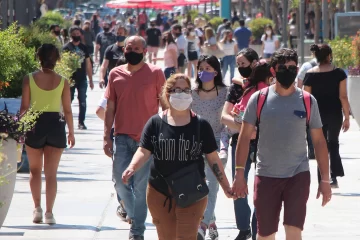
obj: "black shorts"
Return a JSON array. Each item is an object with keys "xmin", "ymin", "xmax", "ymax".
[
  {"xmin": 139, "ymin": 23, "xmax": 146, "ymax": 31},
  {"xmin": 188, "ymin": 51, "xmax": 198, "ymax": 61},
  {"xmin": 25, "ymin": 112, "xmax": 67, "ymax": 149},
  {"xmin": 177, "ymin": 53, "xmax": 186, "ymax": 67}
]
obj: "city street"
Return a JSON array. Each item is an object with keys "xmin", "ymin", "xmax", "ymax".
[{"xmin": 1, "ymin": 59, "xmax": 360, "ymax": 240}]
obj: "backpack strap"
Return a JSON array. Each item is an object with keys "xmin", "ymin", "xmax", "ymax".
[
  {"xmin": 302, "ymin": 90, "xmax": 311, "ymax": 126},
  {"xmin": 256, "ymin": 87, "xmax": 269, "ymax": 123}
]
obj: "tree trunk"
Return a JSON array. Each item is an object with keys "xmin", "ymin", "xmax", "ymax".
[
  {"xmin": 270, "ymin": 0, "xmax": 279, "ymax": 33},
  {"xmin": 338, "ymin": 0, "xmax": 345, "ymax": 12},
  {"xmin": 314, "ymin": 0, "xmax": 321, "ymax": 44},
  {"xmin": 356, "ymin": 0, "xmax": 360, "ymax": 11}
]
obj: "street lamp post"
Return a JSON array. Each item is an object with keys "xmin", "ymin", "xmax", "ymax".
[
  {"xmin": 299, "ymin": 0, "xmax": 305, "ymax": 64},
  {"xmin": 282, "ymin": 0, "xmax": 288, "ymax": 47}
]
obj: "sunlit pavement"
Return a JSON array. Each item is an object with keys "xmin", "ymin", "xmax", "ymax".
[{"xmin": 1, "ymin": 51, "xmax": 360, "ymax": 239}]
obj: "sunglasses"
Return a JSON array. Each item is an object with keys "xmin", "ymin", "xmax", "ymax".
[
  {"xmin": 277, "ymin": 64, "xmax": 297, "ymax": 74},
  {"xmin": 169, "ymin": 88, "xmax": 192, "ymax": 94}
]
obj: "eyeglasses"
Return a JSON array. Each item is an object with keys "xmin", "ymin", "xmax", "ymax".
[
  {"xmin": 169, "ymin": 88, "xmax": 192, "ymax": 94},
  {"xmin": 277, "ymin": 64, "xmax": 297, "ymax": 74}
]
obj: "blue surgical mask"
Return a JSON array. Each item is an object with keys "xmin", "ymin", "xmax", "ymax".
[
  {"xmin": 198, "ymin": 71, "xmax": 215, "ymax": 82},
  {"xmin": 117, "ymin": 36, "xmax": 126, "ymax": 42}
]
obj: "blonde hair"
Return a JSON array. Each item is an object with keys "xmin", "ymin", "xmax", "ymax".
[
  {"xmin": 205, "ymin": 27, "xmax": 215, "ymax": 41},
  {"xmin": 160, "ymin": 73, "xmax": 191, "ymax": 109}
]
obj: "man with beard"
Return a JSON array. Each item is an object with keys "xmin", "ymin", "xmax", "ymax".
[
  {"xmin": 232, "ymin": 48, "xmax": 332, "ymax": 240},
  {"xmin": 103, "ymin": 36, "xmax": 165, "ymax": 240},
  {"xmin": 95, "ymin": 22, "xmax": 117, "ymax": 86}
]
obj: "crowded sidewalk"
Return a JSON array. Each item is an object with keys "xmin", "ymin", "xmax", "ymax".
[{"xmin": 1, "ymin": 61, "xmax": 360, "ymax": 240}]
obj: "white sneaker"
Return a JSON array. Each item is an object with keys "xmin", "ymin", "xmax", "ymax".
[
  {"xmin": 44, "ymin": 212, "xmax": 56, "ymax": 225},
  {"xmin": 33, "ymin": 207, "xmax": 43, "ymax": 223}
]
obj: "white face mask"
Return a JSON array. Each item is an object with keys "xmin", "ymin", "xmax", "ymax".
[
  {"xmin": 190, "ymin": 31, "xmax": 196, "ymax": 37},
  {"xmin": 266, "ymin": 30, "xmax": 272, "ymax": 35},
  {"xmin": 169, "ymin": 92, "xmax": 193, "ymax": 111}
]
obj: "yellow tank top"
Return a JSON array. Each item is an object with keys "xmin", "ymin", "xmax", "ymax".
[{"xmin": 29, "ymin": 73, "xmax": 64, "ymax": 112}]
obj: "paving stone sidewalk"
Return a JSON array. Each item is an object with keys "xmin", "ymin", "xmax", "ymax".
[{"xmin": 1, "ymin": 63, "xmax": 360, "ymax": 240}]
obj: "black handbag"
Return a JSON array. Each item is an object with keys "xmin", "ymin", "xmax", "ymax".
[{"xmin": 160, "ymin": 112, "xmax": 209, "ymax": 208}]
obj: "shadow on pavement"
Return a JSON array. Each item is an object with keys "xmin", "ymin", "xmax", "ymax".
[
  {"xmin": 0, "ymin": 232, "xmax": 24, "ymax": 236},
  {"xmin": 333, "ymin": 192, "xmax": 360, "ymax": 197},
  {"xmin": 3, "ymin": 224, "xmax": 117, "ymax": 231}
]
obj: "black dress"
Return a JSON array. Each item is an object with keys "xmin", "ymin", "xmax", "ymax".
[{"xmin": 303, "ymin": 68, "xmax": 347, "ymax": 178}]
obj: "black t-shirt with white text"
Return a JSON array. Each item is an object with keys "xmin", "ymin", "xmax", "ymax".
[
  {"xmin": 96, "ymin": 32, "xmax": 117, "ymax": 62},
  {"xmin": 146, "ymin": 27, "xmax": 161, "ymax": 47},
  {"xmin": 140, "ymin": 113, "xmax": 218, "ymax": 195},
  {"xmin": 63, "ymin": 42, "xmax": 90, "ymax": 83},
  {"xmin": 104, "ymin": 44, "xmax": 124, "ymax": 71}
]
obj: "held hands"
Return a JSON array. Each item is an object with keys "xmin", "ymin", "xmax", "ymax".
[
  {"xmin": 231, "ymin": 172, "xmax": 248, "ymax": 199},
  {"xmin": 317, "ymin": 182, "xmax": 332, "ymax": 207},
  {"xmin": 122, "ymin": 168, "xmax": 135, "ymax": 184}
]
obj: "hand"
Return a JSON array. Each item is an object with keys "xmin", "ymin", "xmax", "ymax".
[
  {"xmin": 223, "ymin": 186, "xmax": 236, "ymax": 199},
  {"xmin": 103, "ymin": 138, "xmax": 113, "ymax": 158},
  {"xmin": 122, "ymin": 168, "xmax": 135, "ymax": 184},
  {"xmin": 89, "ymin": 81, "xmax": 94, "ymax": 90},
  {"xmin": 231, "ymin": 172, "xmax": 248, "ymax": 199},
  {"xmin": 67, "ymin": 133, "xmax": 75, "ymax": 148},
  {"xmin": 317, "ymin": 182, "xmax": 332, "ymax": 207},
  {"xmin": 342, "ymin": 119, "xmax": 350, "ymax": 132},
  {"xmin": 99, "ymin": 80, "xmax": 105, "ymax": 89}
]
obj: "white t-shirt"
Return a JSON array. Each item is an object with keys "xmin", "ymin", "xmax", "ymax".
[
  {"xmin": 219, "ymin": 41, "xmax": 236, "ymax": 56},
  {"xmin": 176, "ymin": 35, "xmax": 187, "ymax": 54},
  {"xmin": 261, "ymin": 34, "xmax": 278, "ymax": 54},
  {"xmin": 98, "ymin": 97, "xmax": 107, "ymax": 109}
]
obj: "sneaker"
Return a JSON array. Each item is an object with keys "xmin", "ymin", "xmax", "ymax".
[
  {"xmin": 197, "ymin": 225, "xmax": 206, "ymax": 240},
  {"xmin": 44, "ymin": 212, "xmax": 56, "ymax": 225},
  {"xmin": 207, "ymin": 223, "xmax": 219, "ymax": 240},
  {"xmin": 235, "ymin": 229, "xmax": 252, "ymax": 240},
  {"xmin": 330, "ymin": 177, "xmax": 339, "ymax": 188},
  {"xmin": 129, "ymin": 235, "xmax": 144, "ymax": 240},
  {"xmin": 32, "ymin": 207, "xmax": 43, "ymax": 223},
  {"xmin": 116, "ymin": 201, "xmax": 127, "ymax": 222},
  {"xmin": 78, "ymin": 123, "xmax": 87, "ymax": 130}
]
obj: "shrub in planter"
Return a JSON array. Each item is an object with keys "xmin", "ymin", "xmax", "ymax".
[
  {"xmin": 33, "ymin": 11, "xmax": 72, "ymax": 32},
  {"xmin": 248, "ymin": 18, "xmax": 275, "ymax": 43},
  {"xmin": 209, "ymin": 17, "xmax": 223, "ymax": 32},
  {"xmin": 328, "ymin": 36, "xmax": 353, "ymax": 70},
  {"xmin": 18, "ymin": 25, "xmax": 62, "ymax": 51}
]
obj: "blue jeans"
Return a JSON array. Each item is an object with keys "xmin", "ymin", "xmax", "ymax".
[
  {"xmin": 164, "ymin": 67, "xmax": 176, "ymax": 80},
  {"xmin": 222, "ymin": 55, "xmax": 235, "ymax": 84},
  {"xmin": 231, "ymin": 139, "xmax": 257, "ymax": 236},
  {"xmin": 70, "ymin": 80, "xmax": 87, "ymax": 124},
  {"xmin": 113, "ymin": 134, "xmax": 151, "ymax": 236}
]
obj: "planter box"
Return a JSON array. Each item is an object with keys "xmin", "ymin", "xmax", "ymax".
[
  {"xmin": 0, "ymin": 99, "xmax": 29, "ymax": 173},
  {"xmin": 347, "ymin": 75, "xmax": 360, "ymax": 129},
  {"xmin": 0, "ymin": 138, "xmax": 18, "ymax": 228}
]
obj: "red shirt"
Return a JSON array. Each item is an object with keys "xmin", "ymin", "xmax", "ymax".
[{"xmin": 105, "ymin": 63, "xmax": 165, "ymax": 141}]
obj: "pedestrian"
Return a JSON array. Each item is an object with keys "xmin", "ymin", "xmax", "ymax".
[
  {"xmin": 63, "ymin": 26, "xmax": 94, "ymax": 130},
  {"xmin": 233, "ymin": 19, "xmax": 252, "ymax": 51},
  {"xmin": 145, "ymin": 18, "xmax": 162, "ymax": 65},
  {"xmin": 99, "ymin": 25, "xmax": 127, "ymax": 88},
  {"xmin": 20, "ymin": 43, "xmax": 75, "ymax": 225},
  {"xmin": 60, "ymin": 28, "xmax": 70, "ymax": 45},
  {"xmin": 303, "ymin": 44, "xmax": 351, "ymax": 188},
  {"xmin": 156, "ymin": 31, "xmax": 178, "ymax": 79},
  {"xmin": 50, "ymin": 24, "xmax": 64, "ymax": 46},
  {"xmin": 216, "ymin": 18, "xmax": 228, "ymax": 41},
  {"xmin": 40, "ymin": 0, "xmax": 48, "ymax": 18},
  {"xmin": 190, "ymin": 55, "xmax": 228, "ymax": 240},
  {"xmin": 221, "ymin": 48, "xmax": 259, "ymax": 240},
  {"xmin": 82, "ymin": 20, "xmax": 96, "ymax": 56},
  {"xmin": 288, "ymin": 12, "xmax": 297, "ymax": 49},
  {"xmin": 171, "ymin": 24, "xmax": 187, "ymax": 74},
  {"xmin": 103, "ymin": 36, "xmax": 166, "ymax": 240},
  {"xmin": 185, "ymin": 26, "xmax": 200, "ymax": 79},
  {"xmin": 121, "ymin": 73, "xmax": 233, "ymax": 240},
  {"xmin": 91, "ymin": 14, "xmax": 101, "ymax": 37},
  {"xmin": 233, "ymin": 48, "xmax": 332, "ymax": 240},
  {"xmin": 219, "ymin": 30, "xmax": 238, "ymax": 84},
  {"xmin": 261, "ymin": 25, "xmax": 279, "ymax": 61},
  {"xmin": 138, "ymin": 10, "xmax": 148, "ymax": 37}
]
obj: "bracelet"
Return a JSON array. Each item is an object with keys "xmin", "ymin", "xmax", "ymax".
[
  {"xmin": 235, "ymin": 166, "xmax": 245, "ymax": 170},
  {"xmin": 321, "ymin": 180, "xmax": 331, "ymax": 183}
]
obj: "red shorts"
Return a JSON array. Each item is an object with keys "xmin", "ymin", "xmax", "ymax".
[{"xmin": 254, "ymin": 171, "xmax": 310, "ymax": 237}]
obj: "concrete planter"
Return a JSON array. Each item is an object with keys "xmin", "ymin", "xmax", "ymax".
[
  {"xmin": 347, "ymin": 75, "xmax": 360, "ymax": 129},
  {"xmin": 0, "ymin": 138, "xmax": 18, "ymax": 228}
]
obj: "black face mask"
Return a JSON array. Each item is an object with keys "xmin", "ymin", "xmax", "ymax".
[
  {"xmin": 103, "ymin": 27, "xmax": 110, "ymax": 32},
  {"xmin": 275, "ymin": 67, "xmax": 297, "ymax": 89},
  {"xmin": 124, "ymin": 51, "xmax": 144, "ymax": 65},
  {"xmin": 54, "ymin": 30, "xmax": 60, "ymax": 36},
  {"xmin": 238, "ymin": 66, "xmax": 252, "ymax": 78},
  {"xmin": 150, "ymin": 23, "xmax": 155, "ymax": 27},
  {"xmin": 72, "ymin": 36, "xmax": 81, "ymax": 43}
]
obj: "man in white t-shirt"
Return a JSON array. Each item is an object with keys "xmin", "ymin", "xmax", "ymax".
[{"xmin": 172, "ymin": 24, "xmax": 187, "ymax": 73}]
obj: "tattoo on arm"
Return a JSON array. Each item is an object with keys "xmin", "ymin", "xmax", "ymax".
[{"xmin": 212, "ymin": 163, "xmax": 223, "ymax": 182}]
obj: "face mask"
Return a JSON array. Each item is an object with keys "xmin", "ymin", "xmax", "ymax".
[
  {"xmin": 169, "ymin": 93, "xmax": 193, "ymax": 111},
  {"xmin": 150, "ymin": 23, "xmax": 155, "ymax": 27},
  {"xmin": 117, "ymin": 36, "xmax": 126, "ymax": 42},
  {"xmin": 103, "ymin": 27, "xmax": 110, "ymax": 32},
  {"xmin": 266, "ymin": 30, "xmax": 272, "ymax": 35},
  {"xmin": 54, "ymin": 30, "xmax": 60, "ymax": 36},
  {"xmin": 198, "ymin": 71, "xmax": 215, "ymax": 83},
  {"xmin": 174, "ymin": 32, "xmax": 181, "ymax": 37},
  {"xmin": 275, "ymin": 68, "xmax": 297, "ymax": 89},
  {"xmin": 238, "ymin": 66, "xmax": 252, "ymax": 78},
  {"xmin": 190, "ymin": 32, "xmax": 196, "ymax": 37},
  {"xmin": 124, "ymin": 51, "xmax": 144, "ymax": 65},
  {"xmin": 72, "ymin": 36, "xmax": 81, "ymax": 43}
]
